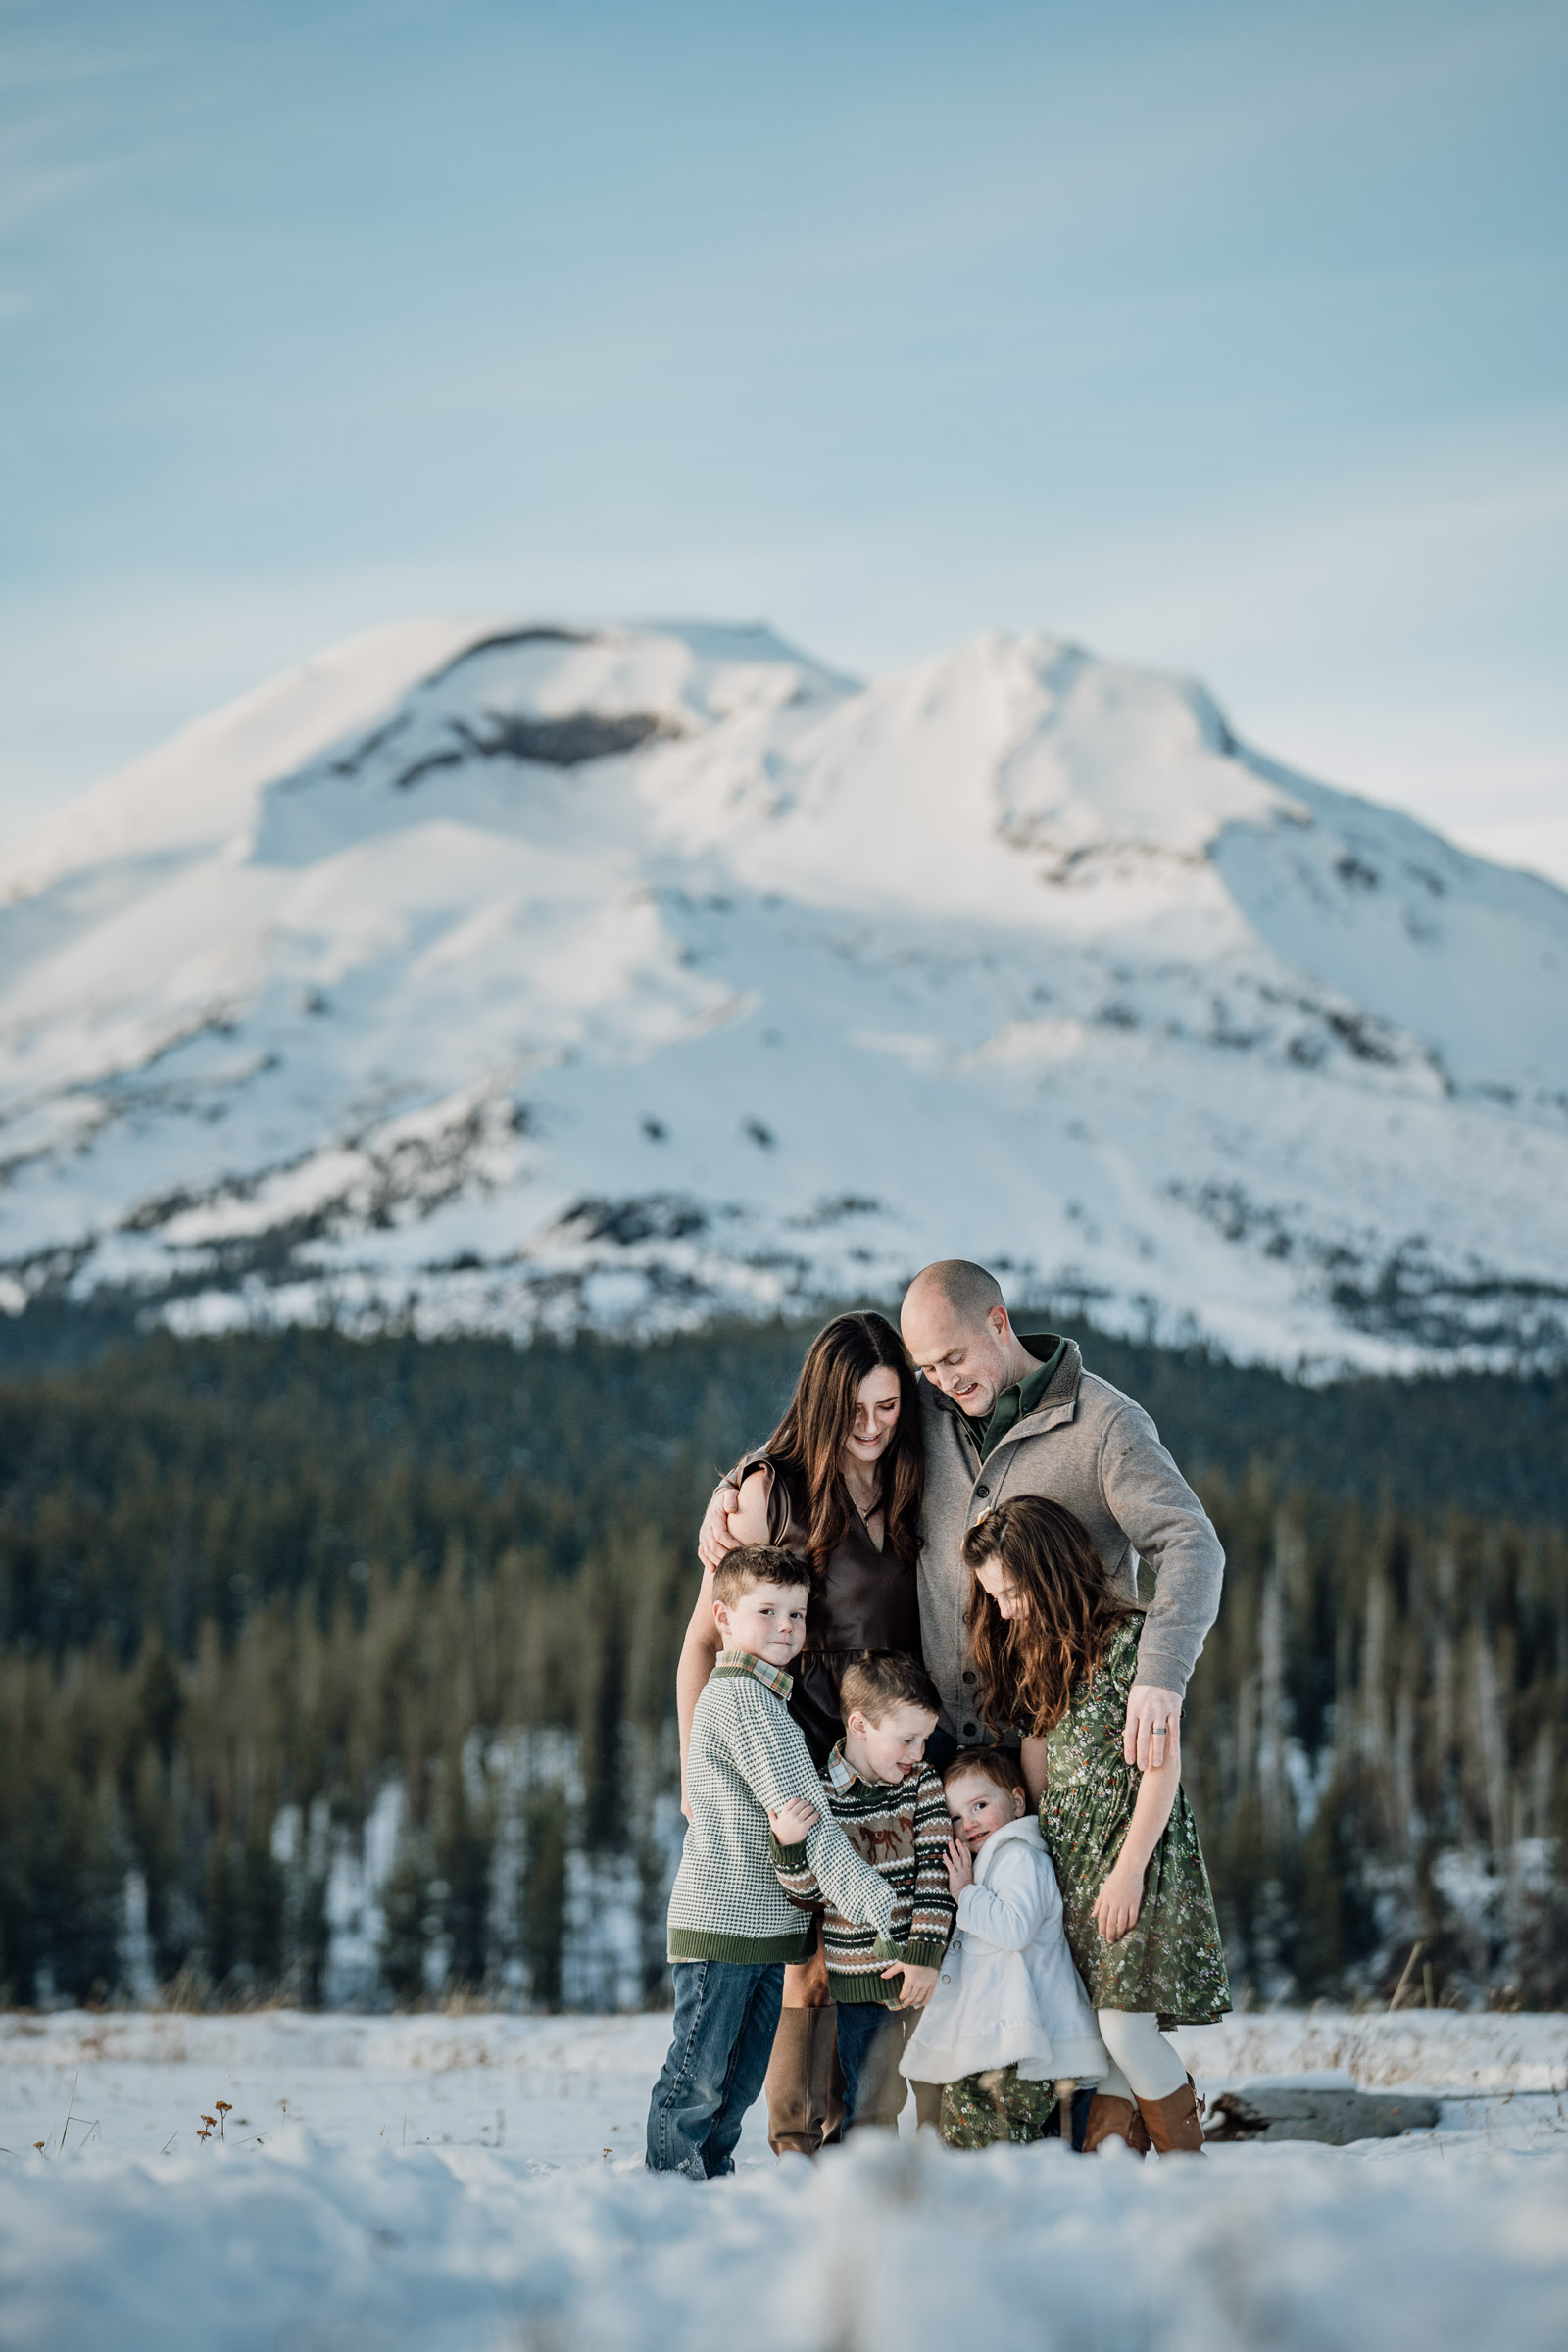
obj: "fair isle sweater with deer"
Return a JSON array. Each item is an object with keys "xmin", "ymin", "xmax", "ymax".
[
  {"xmin": 668, "ymin": 1652, "xmax": 901, "ymax": 1966},
  {"xmin": 770, "ymin": 1746, "xmax": 956, "ymax": 2004}
]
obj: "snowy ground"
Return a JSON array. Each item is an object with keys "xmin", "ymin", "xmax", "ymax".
[{"xmin": 2, "ymin": 2008, "xmax": 1565, "ymax": 2350}]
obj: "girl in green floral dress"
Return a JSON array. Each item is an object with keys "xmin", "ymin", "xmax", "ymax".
[{"xmin": 962, "ymin": 1494, "xmax": 1229, "ymax": 2155}]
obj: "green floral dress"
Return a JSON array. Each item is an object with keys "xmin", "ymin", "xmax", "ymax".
[
  {"xmin": 1039, "ymin": 1619, "xmax": 1230, "ymax": 2026},
  {"xmin": 940, "ymin": 2066, "xmax": 1059, "ymax": 2150}
]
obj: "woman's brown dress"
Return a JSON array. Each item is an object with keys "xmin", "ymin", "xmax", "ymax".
[{"xmin": 741, "ymin": 1450, "xmax": 923, "ymax": 1765}]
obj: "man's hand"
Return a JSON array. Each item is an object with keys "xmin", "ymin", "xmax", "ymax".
[
  {"xmin": 1125, "ymin": 1684, "xmax": 1182, "ymax": 1773},
  {"xmin": 943, "ymin": 1835, "xmax": 973, "ymax": 1897},
  {"xmin": 1092, "ymin": 1856, "xmax": 1147, "ymax": 1944},
  {"xmin": 680, "ymin": 1782, "xmax": 692, "ymax": 1823},
  {"xmin": 881, "ymin": 1959, "xmax": 939, "ymax": 2009},
  {"xmin": 697, "ymin": 1481, "xmax": 743, "ymax": 1573},
  {"xmin": 767, "ymin": 1798, "xmax": 819, "ymax": 1843}
]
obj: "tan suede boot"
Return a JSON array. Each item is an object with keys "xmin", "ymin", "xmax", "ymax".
[
  {"xmin": 1135, "ymin": 2076, "xmax": 1206, "ymax": 2155},
  {"xmin": 1082, "ymin": 2092, "xmax": 1152, "ymax": 2155},
  {"xmin": 764, "ymin": 2003, "xmax": 843, "ymax": 2156}
]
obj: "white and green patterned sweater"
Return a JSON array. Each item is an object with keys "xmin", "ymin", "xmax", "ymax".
[{"xmin": 668, "ymin": 1652, "xmax": 902, "ymax": 1965}]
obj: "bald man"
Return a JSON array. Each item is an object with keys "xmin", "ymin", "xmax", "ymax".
[{"xmin": 699, "ymin": 1262, "xmax": 1223, "ymax": 1796}]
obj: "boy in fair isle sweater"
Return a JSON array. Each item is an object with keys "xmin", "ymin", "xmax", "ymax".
[
  {"xmin": 647, "ymin": 1546, "xmax": 906, "ymax": 2180},
  {"xmin": 766, "ymin": 1651, "xmax": 955, "ymax": 2134}
]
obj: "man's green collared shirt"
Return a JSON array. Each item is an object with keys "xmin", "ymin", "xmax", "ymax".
[{"xmin": 976, "ymin": 1333, "xmax": 1068, "ymax": 1462}]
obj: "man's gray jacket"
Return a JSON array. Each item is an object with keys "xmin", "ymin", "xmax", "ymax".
[{"xmin": 919, "ymin": 1338, "xmax": 1223, "ymax": 1742}]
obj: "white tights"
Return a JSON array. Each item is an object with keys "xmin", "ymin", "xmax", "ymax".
[{"xmin": 1095, "ymin": 2010, "xmax": 1188, "ymax": 2103}]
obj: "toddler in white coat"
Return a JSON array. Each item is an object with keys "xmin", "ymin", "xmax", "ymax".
[{"xmin": 901, "ymin": 1747, "xmax": 1105, "ymax": 2147}]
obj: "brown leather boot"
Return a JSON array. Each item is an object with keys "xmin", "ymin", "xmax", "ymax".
[
  {"xmin": 764, "ymin": 2002, "xmax": 843, "ymax": 2155},
  {"xmin": 1083, "ymin": 2092, "xmax": 1152, "ymax": 2155},
  {"xmin": 1135, "ymin": 2076, "xmax": 1206, "ymax": 2155}
]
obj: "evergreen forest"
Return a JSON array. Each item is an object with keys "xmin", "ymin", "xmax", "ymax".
[{"xmin": 1, "ymin": 1316, "xmax": 1564, "ymax": 2012}]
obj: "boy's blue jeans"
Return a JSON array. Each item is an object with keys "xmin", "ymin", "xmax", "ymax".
[
  {"xmin": 646, "ymin": 1960, "xmax": 784, "ymax": 2179},
  {"xmin": 833, "ymin": 2000, "xmax": 912, "ymax": 2130}
]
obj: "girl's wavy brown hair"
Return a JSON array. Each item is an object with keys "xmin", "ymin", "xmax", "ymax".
[{"xmin": 962, "ymin": 1494, "xmax": 1140, "ymax": 1736}]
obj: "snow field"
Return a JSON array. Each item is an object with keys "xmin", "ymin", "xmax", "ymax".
[{"xmin": 2, "ymin": 2010, "xmax": 1565, "ymax": 2352}]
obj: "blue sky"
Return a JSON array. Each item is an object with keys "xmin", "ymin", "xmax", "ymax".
[{"xmin": 3, "ymin": 0, "xmax": 1565, "ymax": 875}]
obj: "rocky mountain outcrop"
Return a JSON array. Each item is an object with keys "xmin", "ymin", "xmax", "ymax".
[{"xmin": 3, "ymin": 616, "xmax": 1565, "ymax": 1368}]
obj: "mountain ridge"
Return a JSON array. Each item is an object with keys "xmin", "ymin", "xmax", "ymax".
[{"xmin": 2, "ymin": 615, "xmax": 1565, "ymax": 1371}]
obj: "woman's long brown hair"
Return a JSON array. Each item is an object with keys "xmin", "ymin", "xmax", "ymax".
[
  {"xmin": 963, "ymin": 1494, "xmax": 1139, "ymax": 1736},
  {"xmin": 751, "ymin": 1311, "xmax": 923, "ymax": 1570}
]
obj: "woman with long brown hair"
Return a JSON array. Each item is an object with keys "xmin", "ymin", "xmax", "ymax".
[
  {"xmin": 963, "ymin": 1494, "xmax": 1229, "ymax": 2156},
  {"xmin": 675, "ymin": 1308, "xmax": 930, "ymax": 2155}
]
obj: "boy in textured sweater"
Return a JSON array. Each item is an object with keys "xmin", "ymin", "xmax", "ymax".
[
  {"xmin": 766, "ymin": 1651, "xmax": 955, "ymax": 2134},
  {"xmin": 647, "ymin": 1546, "xmax": 907, "ymax": 2180}
]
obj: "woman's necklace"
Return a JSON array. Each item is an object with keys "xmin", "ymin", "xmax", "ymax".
[{"xmin": 843, "ymin": 1469, "xmax": 882, "ymax": 1524}]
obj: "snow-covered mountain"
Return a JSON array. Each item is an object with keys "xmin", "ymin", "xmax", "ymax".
[{"xmin": 3, "ymin": 616, "xmax": 1567, "ymax": 1371}]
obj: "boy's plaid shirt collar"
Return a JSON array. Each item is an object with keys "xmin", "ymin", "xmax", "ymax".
[
  {"xmin": 826, "ymin": 1742, "xmax": 929, "ymax": 1797},
  {"xmin": 714, "ymin": 1647, "xmax": 793, "ymax": 1700}
]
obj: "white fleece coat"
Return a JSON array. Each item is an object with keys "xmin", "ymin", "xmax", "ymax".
[{"xmin": 900, "ymin": 1816, "xmax": 1106, "ymax": 2084}]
